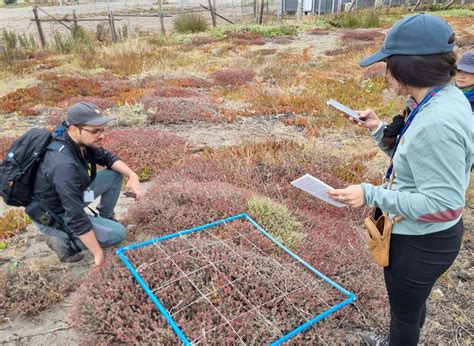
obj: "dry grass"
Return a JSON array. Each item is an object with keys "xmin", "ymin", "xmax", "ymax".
[{"xmin": 0, "ymin": 259, "xmax": 76, "ymax": 319}]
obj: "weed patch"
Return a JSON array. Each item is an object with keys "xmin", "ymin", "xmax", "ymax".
[
  {"xmin": 0, "ymin": 208, "xmax": 30, "ymax": 239},
  {"xmin": 0, "ymin": 260, "xmax": 75, "ymax": 319},
  {"xmin": 239, "ymin": 24, "xmax": 298, "ymax": 38},
  {"xmin": 329, "ymin": 11, "xmax": 381, "ymax": 28},
  {"xmin": 174, "ymin": 13, "xmax": 208, "ymax": 33}
]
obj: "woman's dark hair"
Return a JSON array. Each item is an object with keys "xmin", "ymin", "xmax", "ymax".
[{"xmin": 386, "ymin": 50, "xmax": 457, "ymax": 88}]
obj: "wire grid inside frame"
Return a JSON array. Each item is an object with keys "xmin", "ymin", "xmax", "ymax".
[{"xmin": 117, "ymin": 213, "xmax": 356, "ymax": 345}]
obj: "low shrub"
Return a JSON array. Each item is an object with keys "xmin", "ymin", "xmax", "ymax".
[
  {"xmin": 272, "ymin": 36, "xmax": 294, "ymax": 45},
  {"xmin": 0, "ymin": 208, "xmax": 30, "ymax": 239},
  {"xmin": 112, "ymin": 103, "xmax": 149, "ymax": 127},
  {"xmin": 101, "ymin": 128, "xmax": 193, "ymax": 181},
  {"xmin": 307, "ymin": 28, "xmax": 330, "ymax": 35},
  {"xmin": 76, "ymin": 139, "xmax": 388, "ymax": 343},
  {"xmin": 363, "ymin": 62, "xmax": 386, "ymax": 79},
  {"xmin": 0, "ymin": 260, "xmax": 75, "ymax": 319},
  {"xmin": 64, "ymin": 96, "xmax": 116, "ymax": 110},
  {"xmin": 163, "ymin": 76, "xmax": 212, "ymax": 88},
  {"xmin": 329, "ymin": 11, "xmax": 381, "ymax": 28},
  {"xmin": 340, "ymin": 29, "xmax": 385, "ymax": 42},
  {"xmin": 45, "ymin": 108, "xmax": 65, "ymax": 128},
  {"xmin": 325, "ymin": 42, "xmax": 372, "ymax": 56},
  {"xmin": 240, "ymin": 25, "xmax": 298, "ymax": 38},
  {"xmin": 226, "ymin": 31, "xmax": 268, "ymax": 46},
  {"xmin": 0, "ymin": 136, "xmax": 15, "ymax": 157},
  {"xmin": 124, "ymin": 179, "xmax": 251, "ymax": 239},
  {"xmin": 141, "ymin": 97, "xmax": 220, "ymax": 124},
  {"xmin": 71, "ymin": 224, "xmax": 345, "ymax": 344},
  {"xmin": 0, "ymin": 77, "xmax": 101, "ymax": 114},
  {"xmin": 95, "ymin": 40, "xmax": 154, "ymax": 76},
  {"xmin": 174, "ymin": 13, "xmax": 208, "ymax": 33},
  {"xmin": 190, "ymin": 36, "xmax": 217, "ymax": 46},
  {"xmin": 143, "ymin": 86, "xmax": 204, "ymax": 98},
  {"xmin": 211, "ymin": 69, "xmax": 256, "ymax": 86},
  {"xmin": 247, "ymin": 196, "xmax": 304, "ymax": 246}
]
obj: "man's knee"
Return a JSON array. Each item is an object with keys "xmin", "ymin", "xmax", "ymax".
[
  {"xmin": 102, "ymin": 223, "xmax": 127, "ymax": 247},
  {"xmin": 106, "ymin": 169, "xmax": 124, "ymax": 185}
]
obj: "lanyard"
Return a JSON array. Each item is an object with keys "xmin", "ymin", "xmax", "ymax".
[{"xmin": 385, "ymin": 86, "xmax": 443, "ymax": 180}]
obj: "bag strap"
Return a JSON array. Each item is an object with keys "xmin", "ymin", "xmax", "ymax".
[{"xmin": 385, "ymin": 168, "xmax": 403, "ymax": 224}]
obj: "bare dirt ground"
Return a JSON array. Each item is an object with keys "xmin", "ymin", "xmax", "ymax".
[{"xmin": 0, "ymin": 1, "xmax": 273, "ymax": 38}]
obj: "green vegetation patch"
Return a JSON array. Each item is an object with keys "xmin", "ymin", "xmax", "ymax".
[{"xmin": 248, "ymin": 196, "xmax": 305, "ymax": 247}]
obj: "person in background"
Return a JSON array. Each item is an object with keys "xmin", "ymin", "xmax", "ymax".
[
  {"xmin": 455, "ymin": 49, "xmax": 474, "ymax": 112},
  {"xmin": 328, "ymin": 14, "xmax": 473, "ymax": 345}
]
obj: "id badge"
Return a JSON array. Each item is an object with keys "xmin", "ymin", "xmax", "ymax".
[{"xmin": 84, "ymin": 189, "xmax": 95, "ymax": 203}]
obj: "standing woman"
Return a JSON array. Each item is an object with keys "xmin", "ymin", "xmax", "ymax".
[{"xmin": 329, "ymin": 14, "xmax": 473, "ymax": 345}]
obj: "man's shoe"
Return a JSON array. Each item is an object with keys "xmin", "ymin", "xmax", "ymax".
[
  {"xmin": 361, "ymin": 332, "xmax": 389, "ymax": 346},
  {"xmin": 44, "ymin": 236, "xmax": 84, "ymax": 263}
]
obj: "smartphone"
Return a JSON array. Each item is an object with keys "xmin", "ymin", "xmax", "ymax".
[
  {"xmin": 326, "ymin": 99, "xmax": 365, "ymax": 124},
  {"xmin": 123, "ymin": 191, "xmax": 137, "ymax": 198}
]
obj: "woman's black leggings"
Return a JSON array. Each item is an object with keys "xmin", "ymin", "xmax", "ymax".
[{"xmin": 384, "ymin": 219, "xmax": 464, "ymax": 345}]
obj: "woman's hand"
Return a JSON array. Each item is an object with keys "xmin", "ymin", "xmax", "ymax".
[
  {"xmin": 357, "ymin": 109, "xmax": 382, "ymax": 132},
  {"xmin": 328, "ymin": 185, "xmax": 365, "ymax": 208}
]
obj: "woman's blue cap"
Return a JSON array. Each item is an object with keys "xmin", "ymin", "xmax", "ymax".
[{"xmin": 360, "ymin": 13, "xmax": 455, "ymax": 67}]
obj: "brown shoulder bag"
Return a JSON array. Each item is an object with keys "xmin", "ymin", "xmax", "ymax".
[{"xmin": 363, "ymin": 170, "xmax": 402, "ymax": 267}]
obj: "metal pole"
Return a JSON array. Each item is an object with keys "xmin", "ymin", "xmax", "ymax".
[{"xmin": 318, "ymin": 0, "xmax": 321, "ymax": 15}]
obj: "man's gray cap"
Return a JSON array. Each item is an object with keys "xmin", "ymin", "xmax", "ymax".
[
  {"xmin": 457, "ymin": 50, "xmax": 474, "ymax": 74},
  {"xmin": 67, "ymin": 102, "xmax": 115, "ymax": 126},
  {"xmin": 360, "ymin": 13, "xmax": 454, "ymax": 67}
]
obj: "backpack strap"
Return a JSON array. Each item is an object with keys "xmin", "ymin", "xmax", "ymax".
[{"xmin": 47, "ymin": 141, "xmax": 70, "ymax": 154}]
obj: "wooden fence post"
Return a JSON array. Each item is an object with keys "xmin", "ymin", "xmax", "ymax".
[
  {"xmin": 158, "ymin": 0, "xmax": 166, "ymax": 35},
  {"xmin": 109, "ymin": 10, "xmax": 117, "ymax": 42},
  {"xmin": 258, "ymin": 0, "xmax": 264, "ymax": 24},
  {"xmin": 72, "ymin": 9, "xmax": 79, "ymax": 31},
  {"xmin": 208, "ymin": 0, "xmax": 217, "ymax": 27},
  {"xmin": 33, "ymin": 7, "xmax": 46, "ymax": 48}
]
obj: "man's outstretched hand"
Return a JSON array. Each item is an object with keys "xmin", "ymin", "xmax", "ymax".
[{"xmin": 126, "ymin": 173, "xmax": 142, "ymax": 201}]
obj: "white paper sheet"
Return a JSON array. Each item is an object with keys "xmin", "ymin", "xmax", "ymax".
[{"xmin": 291, "ymin": 174, "xmax": 347, "ymax": 208}]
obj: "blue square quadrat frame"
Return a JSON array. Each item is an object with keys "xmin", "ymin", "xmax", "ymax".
[{"xmin": 116, "ymin": 213, "xmax": 357, "ymax": 345}]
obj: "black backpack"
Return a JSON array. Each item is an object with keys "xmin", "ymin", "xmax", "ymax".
[{"xmin": 0, "ymin": 128, "xmax": 52, "ymax": 207}]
